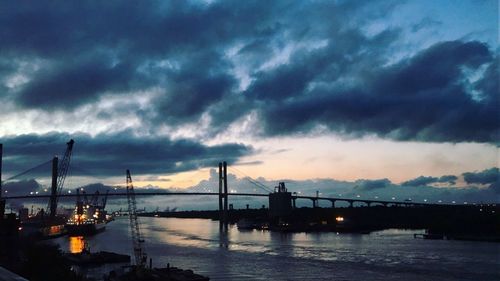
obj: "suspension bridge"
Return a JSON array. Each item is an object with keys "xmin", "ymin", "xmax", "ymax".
[{"xmin": 0, "ymin": 141, "xmax": 487, "ymax": 219}]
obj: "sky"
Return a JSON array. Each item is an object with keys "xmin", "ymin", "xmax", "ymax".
[{"xmin": 0, "ymin": 0, "xmax": 498, "ymax": 204}]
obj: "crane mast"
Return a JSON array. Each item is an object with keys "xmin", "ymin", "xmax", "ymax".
[
  {"xmin": 126, "ymin": 169, "xmax": 147, "ymax": 267},
  {"xmin": 48, "ymin": 139, "xmax": 75, "ymax": 218}
]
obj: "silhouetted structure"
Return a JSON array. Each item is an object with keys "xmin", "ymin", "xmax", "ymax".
[
  {"xmin": 218, "ymin": 162, "xmax": 229, "ymax": 231},
  {"xmin": 269, "ymin": 182, "xmax": 292, "ymax": 218},
  {"xmin": 0, "ymin": 144, "xmax": 4, "ymax": 219}
]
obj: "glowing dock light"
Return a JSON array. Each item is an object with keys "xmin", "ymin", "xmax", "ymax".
[{"xmin": 335, "ymin": 216, "xmax": 344, "ymax": 222}]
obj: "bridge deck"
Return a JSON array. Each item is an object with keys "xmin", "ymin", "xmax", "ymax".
[{"xmin": 0, "ymin": 192, "xmax": 472, "ymax": 207}]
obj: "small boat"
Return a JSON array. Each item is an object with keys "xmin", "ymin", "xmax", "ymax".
[
  {"xmin": 236, "ymin": 219, "xmax": 256, "ymax": 230},
  {"xmin": 414, "ymin": 231, "xmax": 445, "ymax": 240},
  {"xmin": 65, "ymin": 248, "xmax": 130, "ymax": 266}
]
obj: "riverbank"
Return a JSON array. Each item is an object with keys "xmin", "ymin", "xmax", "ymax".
[
  {"xmin": 140, "ymin": 204, "xmax": 500, "ymax": 240},
  {"xmin": 63, "ymin": 216, "xmax": 499, "ymax": 281}
]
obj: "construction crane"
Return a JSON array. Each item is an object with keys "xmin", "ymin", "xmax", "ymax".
[
  {"xmin": 126, "ymin": 169, "xmax": 147, "ymax": 267},
  {"xmin": 48, "ymin": 139, "xmax": 75, "ymax": 218}
]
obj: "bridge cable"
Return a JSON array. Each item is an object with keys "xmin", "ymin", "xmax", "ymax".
[
  {"xmin": 1, "ymin": 159, "xmax": 52, "ymax": 183},
  {"xmin": 227, "ymin": 166, "xmax": 273, "ymax": 193}
]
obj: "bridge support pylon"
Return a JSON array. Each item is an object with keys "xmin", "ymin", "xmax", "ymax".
[
  {"xmin": 218, "ymin": 162, "xmax": 229, "ymax": 231},
  {"xmin": 312, "ymin": 199, "xmax": 318, "ymax": 208},
  {"xmin": 330, "ymin": 200, "xmax": 336, "ymax": 208}
]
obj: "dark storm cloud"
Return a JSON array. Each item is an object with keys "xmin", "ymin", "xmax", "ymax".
[
  {"xmin": 401, "ymin": 176, "xmax": 438, "ymax": 186},
  {"xmin": 2, "ymin": 180, "xmax": 40, "ymax": 196},
  {"xmin": 489, "ymin": 181, "xmax": 500, "ymax": 194},
  {"xmin": 0, "ymin": 1, "xmax": 283, "ymax": 110},
  {"xmin": 354, "ymin": 179, "xmax": 392, "ymax": 190},
  {"xmin": 462, "ymin": 168, "xmax": 499, "ymax": 185},
  {"xmin": 438, "ymin": 175, "xmax": 458, "ymax": 185},
  {"xmin": 0, "ymin": 1, "xmax": 497, "ymax": 143},
  {"xmin": 148, "ymin": 51, "xmax": 238, "ymax": 123},
  {"xmin": 259, "ymin": 40, "xmax": 498, "ymax": 142},
  {"xmin": 401, "ymin": 175, "xmax": 458, "ymax": 186},
  {"xmin": 1, "ymin": 132, "xmax": 252, "ymax": 177},
  {"xmin": 16, "ymin": 55, "xmax": 145, "ymax": 109}
]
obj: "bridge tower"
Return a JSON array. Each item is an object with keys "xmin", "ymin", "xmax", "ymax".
[
  {"xmin": 218, "ymin": 162, "xmax": 229, "ymax": 231},
  {"xmin": 49, "ymin": 156, "xmax": 58, "ymax": 218}
]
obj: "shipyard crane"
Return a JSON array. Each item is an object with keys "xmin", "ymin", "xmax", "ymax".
[
  {"xmin": 126, "ymin": 169, "xmax": 147, "ymax": 267},
  {"xmin": 48, "ymin": 139, "xmax": 75, "ymax": 218}
]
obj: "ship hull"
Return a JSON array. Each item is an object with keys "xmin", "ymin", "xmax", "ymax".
[{"xmin": 66, "ymin": 222, "xmax": 105, "ymax": 236}]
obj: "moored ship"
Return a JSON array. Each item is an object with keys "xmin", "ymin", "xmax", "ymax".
[{"xmin": 66, "ymin": 190, "xmax": 109, "ymax": 236}]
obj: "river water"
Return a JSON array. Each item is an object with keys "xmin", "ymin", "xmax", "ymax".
[{"xmin": 52, "ymin": 217, "xmax": 500, "ymax": 281}]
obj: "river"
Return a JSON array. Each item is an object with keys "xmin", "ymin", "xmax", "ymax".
[{"xmin": 52, "ymin": 217, "xmax": 500, "ymax": 281}]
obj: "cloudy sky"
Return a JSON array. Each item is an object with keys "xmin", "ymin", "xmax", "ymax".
[{"xmin": 0, "ymin": 1, "xmax": 498, "ymax": 203}]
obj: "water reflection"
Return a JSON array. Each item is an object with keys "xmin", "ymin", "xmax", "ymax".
[
  {"xmin": 219, "ymin": 228, "xmax": 229, "ymax": 248},
  {"xmin": 69, "ymin": 236, "xmax": 85, "ymax": 253},
  {"xmin": 52, "ymin": 217, "xmax": 500, "ymax": 281}
]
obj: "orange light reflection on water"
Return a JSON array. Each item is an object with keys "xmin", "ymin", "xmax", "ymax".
[{"xmin": 69, "ymin": 236, "xmax": 85, "ymax": 254}]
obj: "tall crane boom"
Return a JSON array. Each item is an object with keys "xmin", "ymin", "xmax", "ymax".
[
  {"xmin": 56, "ymin": 139, "xmax": 74, "ymax": 197},
  {"xmin": 126, "ymin": 169, "xmax": 147, "ymax": 267},
  {"xmin": 48, "ymin": 139, "xmax": 75, "ymax": 217}
]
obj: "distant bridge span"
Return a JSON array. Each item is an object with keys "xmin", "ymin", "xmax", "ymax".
[{"xmin": 2, "ymin": 191, "xmax": 452, "ymax": 208}]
